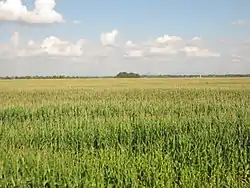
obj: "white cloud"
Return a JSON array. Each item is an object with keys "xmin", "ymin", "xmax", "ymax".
[
  {"xmin": 125, "ymin": 40, "xmax": 137, "ymax": 48},
  {"xmin": 1, "ymin": 31, "xmax": 250, "ymax": 76},
  {"xmin": 76, "ymin": 39, "xmax": 85, "ymax": 47},
  {"xmin": 181, "ymin": 46, "xmax": 220, "ymax": 57},
  {"xmin": 232, "ymin": 20, "xmax": 248, "ymax": 26},
  {"xmin": 10, "ymin": 31, "xmax": 19, "ymax": 47},
  {"xmin": 1, "ymin": 32, "xmax": 85, "ymax": 57},
  {"xmin": 72, "ymin": 20, "xmax": 81, "ymax": 24},
  {"xmin": 0, "ymin": 0, "xmax": 63, "ymax": 24},
  {"xmin": 124, "ymin": 50, "xmax": 143, "ymax": 58},
  {"xmin": 100, "ymin": 29, "xmax": 119, "ymax": 46},
  {"xmin": 124, "ymin": 40, "xmax": 142, "ymax": 57},
  {"xmin": 230, "ymin": 54, "xmax": 245, "ymax": 62},
  {"xmin": 17, "ymin": 47, "xmax": 44, "ymax": 57},
  {"xmin": 232, "ymin": 58, "xmax": 241, "ymax": 62},
  {"xmin": 156, "ymin": 35, "xmax": 182, "ymax": 44},
  {"xmin": 150, "ymin": 46, "xmax": 177, "ymax": 55},
  {"xmin": 40, "ymin": 36, "xmax": 84, "ymax": 57},
  {"xmin": 0, "ymin": 43, "xmax": 12, "ymax": 58},
  {"xmin": 1, "ymin": 31, "xmax": 222, "ymax": 60},
  {"xmin": 144, "ymin": 34, "xmax": 185, "ymax": 57},
  {"xmin": 231, "ymin": 54, "xmax": 242, "ymax": 59},
  {"xmin": 192, "ymin": 36, "xmax": 201, "ymax": 41},
  {"xmin": 28, "ymin": 40, "xmax": 34, "ymax": 46}
]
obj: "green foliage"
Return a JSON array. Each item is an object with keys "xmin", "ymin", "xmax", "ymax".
[
  {"xmin": 116, "ymin": 72, "xmax": 140, "ymax": 78},
  {"xmin": 0, "ymin": 83, "xmax": 250, "ymax": 187}
]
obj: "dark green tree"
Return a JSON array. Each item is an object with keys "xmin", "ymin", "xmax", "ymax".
[{"xmin": 115, "ymin": 72, "xmax": 140, "ymax": 78}]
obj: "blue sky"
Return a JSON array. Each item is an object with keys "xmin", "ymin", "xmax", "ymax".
[
  {"xmin": 0, "ymin": 0, "xmax": 250, "ymax": 76},
  {"xmin": 17, "ymin": 0, "xmax": 250, "ymax": 39},
  {"xmin": 50, "ymin": 0, "xmax": 250, "ymax": 38}
]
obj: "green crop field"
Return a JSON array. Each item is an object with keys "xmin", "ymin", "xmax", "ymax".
[{"xmin": 0, "ymin": 78, "xmax": 250, "ymax": 187}]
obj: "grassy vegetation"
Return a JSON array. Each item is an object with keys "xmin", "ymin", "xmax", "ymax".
[{"xmin": 0, "ymin": 78, "xmax": 250, "ymax": 187}]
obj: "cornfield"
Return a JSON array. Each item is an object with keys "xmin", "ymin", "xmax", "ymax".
[{"xmin": 0, "ymin": 78, "xmax": 250, "ymax": 187}]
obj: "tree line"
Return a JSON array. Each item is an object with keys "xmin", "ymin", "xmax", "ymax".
[{"xmin": 0, "ymin": 72, "xmax": 250, "ymax": 80}]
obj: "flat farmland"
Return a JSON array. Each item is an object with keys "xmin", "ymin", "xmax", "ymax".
[
  {"xmin": 0, "ymin": 78, "xmax": 250, "ymax": 187},
  {"xmin": 0, "ymin": 77, "xmax": 249, "ymax": 91}
]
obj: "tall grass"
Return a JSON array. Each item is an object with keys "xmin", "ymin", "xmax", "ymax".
[{"xmin": 0, "ymin": 84, "xmax": 250, "ymax": 187}]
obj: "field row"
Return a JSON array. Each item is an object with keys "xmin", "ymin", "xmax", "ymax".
[{"xmin": 0, "ymin": 87, "xmax": 249, "ymax": 187}]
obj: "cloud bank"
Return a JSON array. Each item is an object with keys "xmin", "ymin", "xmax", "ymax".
[
  {"xmin": 0, "ymin": 0, "xmax": 63, "ymax": 24},
  {"xmin": 0, "ymin": 29, "xmax": 249, "ymax": 76},
  {"xmin": 232, "ymin": 20, "xmax": 248, "ymax": 26},
  {"xmin": 0, "ymin": 30, "xmax": 221, "ymax": 59}
]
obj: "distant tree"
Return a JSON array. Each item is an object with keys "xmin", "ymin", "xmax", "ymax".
[{"xmin": 115, "ymin": 72, "xmax": 140, "ymax": 78}]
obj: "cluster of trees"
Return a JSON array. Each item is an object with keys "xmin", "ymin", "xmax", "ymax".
[
  {"xmin": 1, "ymin": 73, "xmax": 250, "ymax": 80},
  {"xmin": 115, "ymin": 72, "xmax": 140, "ymax": 78},
  {"xmin": 0, "ymin": 72, "xmax": 141, "ymax": 79}
]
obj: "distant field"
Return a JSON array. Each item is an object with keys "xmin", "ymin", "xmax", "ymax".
[
  {"xmin": 0, "ymin": 78, "xmax": 250, "ymax": 187},
  {"xmin": 0, "ymin": 77, "xmax": 250, "ymax": 91}
]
